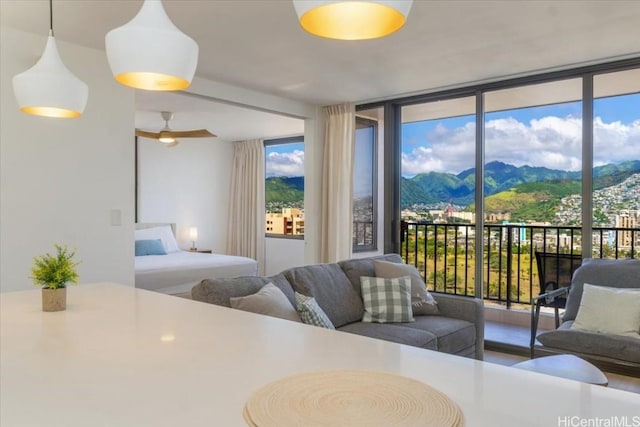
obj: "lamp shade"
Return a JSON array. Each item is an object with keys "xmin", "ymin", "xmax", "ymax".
[
  {"xmin": 13, "ymin": 34, "xmax": 88, "ymax": 118},
  {"xmin": 189, "ymin": 227, "xmax": 198, "ymax": 241},
  {"xmin": 105, "ymin": 0, "xmax": 199, "ymax": 91},
  {"xmin": 293, "ymin": 0, "xmax": 413, "ymax": 40}
]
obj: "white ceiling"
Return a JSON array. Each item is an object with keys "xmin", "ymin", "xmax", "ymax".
[{"xmin": 2, "ymin": 0, "xmax": 640, "ymax": 140}]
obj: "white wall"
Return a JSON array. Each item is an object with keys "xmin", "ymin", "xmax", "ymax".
[
  {"xmin": 181, "ymin": 79, "xmax": 325, "ymax": 270},
  {"xmin": 0, "ymin": 28, "xmax": 135, "ymax": 292},
  {"xmin": 264, "ymin": 238, "xmax": 306, "ymax": 276},
  {"xmin": 137, "ymin": 138, "xmax": 233, "ymax": 252}
]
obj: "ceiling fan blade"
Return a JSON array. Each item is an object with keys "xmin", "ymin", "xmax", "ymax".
[
  {"xmin": 135, "ymin": 129, "xmax": 161, "ymax": 139},
  {"xmin": 163, "ymin": 129, "xmax": 217, "ymax": 138}
]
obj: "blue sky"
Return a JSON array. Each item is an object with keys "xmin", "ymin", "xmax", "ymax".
[
  {"xmin": 264, "ymin": 94, "xmax": 640, "ymax": 181},
  {"xmin": 402, "ymin": 93, "xmax": 640, "ymax": 177}
]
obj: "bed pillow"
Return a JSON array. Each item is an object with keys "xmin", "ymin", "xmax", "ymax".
[
  {"xmin": 230, "ymin": 283, "xmax": 301, "ymax": 323},
  {"xmin": 360, "ymin": 276, "xmax": 414, "ymax": 323},
  {"xmin": 571, "ymin": 283, "xmax": 640, "ymax": 338},
  {"xmin": 135, "ymin": 226, "xmax": 180, "ymax": 253},
  {"xmin": 373, "ymin": 260, "xmax": 439, "ymax": 315},
  {"xmin": 135, "ymin": 239, "xmax": 167, "ymax": 256},
  {"xmin": 295, "ymin": 292, "xmax": 335, "ymax": 329}
]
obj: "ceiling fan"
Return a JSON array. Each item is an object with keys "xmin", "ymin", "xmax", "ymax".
[{"xmin": 135, "ymin": 111, "xmax": 216, "ymax": 147}]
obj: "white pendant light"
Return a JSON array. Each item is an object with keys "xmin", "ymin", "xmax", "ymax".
[
  {"xmin": 12, "ymin": 0, "xmax": 88, "ymax": 118},
  {"xmin": 105, "ymin": 0, "xmax": 199, "ymax": 91},
  {"xmin": 293, "ymin": 0, "xmax": 413, "ymax": 40}
]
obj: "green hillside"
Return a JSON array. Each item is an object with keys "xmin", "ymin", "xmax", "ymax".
[
  {"xmin": 265, "ymin": 176, "xmax": 304, "ymax": 204},
  {"xmin": 483, "ymin": 180, "xmax": 581, "ymax": 222}
]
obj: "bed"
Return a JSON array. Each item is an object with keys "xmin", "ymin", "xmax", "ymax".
[{"xmin": 134, "ymin": 223, "xmax": 258, "ymax": 295}]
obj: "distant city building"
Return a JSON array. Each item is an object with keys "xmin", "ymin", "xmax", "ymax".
[
  {"xmin": 487, "ymin": 212, "xmax": 511, "ymax": 222},
  {"xmin": 615, "ymin": 210, "xmax": 639, "ymax": 248},
  {"xmin": 449, "ymin": 211, "xmax": 475, "ymax": 222},
  {"xmin": 266, "ymin": 208, "xmax": 304, "ymax": 236}
]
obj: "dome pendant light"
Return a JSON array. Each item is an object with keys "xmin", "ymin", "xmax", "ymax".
[
  {"xmin": 105, "ymin": 0, "xmax": 199, "ymax": 91},
  {"xmin": 12, "ymin": 0, "xmax": 88, "ymax": 118},
  {"xmin": 293, "ymin": 0, "xmax": 413, "ymax": 40}
]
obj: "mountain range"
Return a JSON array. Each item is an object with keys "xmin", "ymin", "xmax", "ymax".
[
  {"xmin": 266, "ymin": 160, "xmax": 640, "ymax": 218},
  {"xmin": 401, "ymin": 160, "xmax": 640, "ymax": 208},
  {"xmin": 266, "ymin": 176, "xmax": 304, "ymax": 205}
]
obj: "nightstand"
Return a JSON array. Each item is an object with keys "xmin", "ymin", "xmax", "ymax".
[{"xmin": 188, "ymin": 249, "xmax": 212, "ymax": 254}]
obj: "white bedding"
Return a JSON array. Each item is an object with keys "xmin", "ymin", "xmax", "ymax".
[{"xmin": 135, "ymin": 251, "xmax": 258, "ymax": 295}]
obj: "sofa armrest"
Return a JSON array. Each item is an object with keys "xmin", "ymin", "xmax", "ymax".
[{"xmin": 432, "ymin": 294, "xmax": 484, "ymax": 360}]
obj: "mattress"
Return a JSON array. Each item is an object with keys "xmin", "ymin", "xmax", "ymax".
[{"xmin": 135, "ymin": 251, "xmax": 258, "ymax": 295}]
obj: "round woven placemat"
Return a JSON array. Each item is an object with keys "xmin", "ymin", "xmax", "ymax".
[{"xmin": 243, "ymin": 370, "xmax": 464, "ymax": 427}]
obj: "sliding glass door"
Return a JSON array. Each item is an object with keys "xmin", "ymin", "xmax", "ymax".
[{"xmin": 399, "ymin": 96, "xmax": 477, "ymax": 295}]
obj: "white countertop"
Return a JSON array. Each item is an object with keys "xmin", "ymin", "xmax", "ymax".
[{"xmin": 1, "ymin": 283, "xmax": 638, "ymax": 426}]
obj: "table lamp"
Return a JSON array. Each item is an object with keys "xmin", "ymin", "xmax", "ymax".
[{"xmin": 189, "ymin": 227, "xmax": 198, "ymax": 251}]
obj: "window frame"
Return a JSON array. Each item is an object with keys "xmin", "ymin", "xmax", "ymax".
[
  {"xmin": 353, "ymin": 116, "xmax": 379, "ymax": 252},
  {"xmin": 358, "ymin": 58, "xmax": 640, "ymax": 257},
  {"xmin": 264, "ymin": 136, "xmax": 305, "ymax": 240}
]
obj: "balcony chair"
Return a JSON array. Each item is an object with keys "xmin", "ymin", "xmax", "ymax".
[{"xmin": 530, "ymin": 251, "xmax": 583, "ymax": 358}]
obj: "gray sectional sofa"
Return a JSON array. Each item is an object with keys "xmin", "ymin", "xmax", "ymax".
[
  {"xmin": 535, "ymin": 258, "xmax": 640, "ymax": 374},
  {"xmin": 192, "ymin": 254, "xmax": 484, "ymax": 360}
]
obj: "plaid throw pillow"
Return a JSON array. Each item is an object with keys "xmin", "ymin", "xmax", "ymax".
[
  {"xmin": 295, "ymin": 292, "xmax": 335, "ymax": 329},
  {"xmin": 360, "ymin": 276, "xmax": 414, "ymax": 323}
]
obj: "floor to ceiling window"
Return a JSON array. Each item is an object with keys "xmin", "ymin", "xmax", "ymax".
[
  {"xmin": 592, "ymin": 68, "xmax": 640, "ymax": 258},
  {"xmin": 400, "ymin": 96, "xmax": 476, "ymax": 294},
  {"xmin": 373, "ymin": 59, "xmax": 640, "ymax": 308},
  {"xmin": 483, "ymin": 79, "xmax": 583, "ymax": 307}
]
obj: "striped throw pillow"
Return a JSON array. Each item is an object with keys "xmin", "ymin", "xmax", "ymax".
[
  {"xmin": 295, "ymin": 292, "xmax": 335, "ymax": 329},
  {"xmin": 360, "ymin": 276, "xmax": 414, "ymax": 323}
]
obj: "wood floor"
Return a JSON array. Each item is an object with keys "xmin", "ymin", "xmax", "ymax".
[{"xmin": 484, "ymin": 321, "xmax": 640, "ymax": 394}]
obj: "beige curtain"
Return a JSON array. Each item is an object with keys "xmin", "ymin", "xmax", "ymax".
[
  {"xmin": 321, "ymin": 103, "xmax": 355, "ymax": 263},
  {"xmin": 227, "ymin": 139, "xmax": 265, "ymax": 274}
]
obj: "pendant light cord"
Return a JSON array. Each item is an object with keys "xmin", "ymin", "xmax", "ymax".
[{"xmin": 49, "ymin": 0, "xmax": 54, "ymax": 35}]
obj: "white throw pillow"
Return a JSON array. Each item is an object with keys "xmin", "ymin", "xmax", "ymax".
[
  {"xmin": 373, "ymin": 260, "xmax": 439, "ymax": 315},
  {"xmin": 135, "ymin": 226, "xmax": 180, "ymax": 253},
  {"xmin": 230, "ymin": 283, "xmax": 301, "ymax": 323},
  {"xmin": 571, "ymin": 283, "xmax": 640, "ymax": 338}
]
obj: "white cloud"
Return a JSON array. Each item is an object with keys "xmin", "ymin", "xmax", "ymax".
[
  {"xmin": 265, "ymin": 149, "xmax": 304, "ymax": 177},
  {"xmin": 402, "ymin": 115, "xmax": 640, "ymax": 176}
]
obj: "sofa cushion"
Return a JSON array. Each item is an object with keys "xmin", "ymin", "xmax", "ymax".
[
  {"xmin": 284, "ymin": 264, "xmax": 363, "ymax": 328},
  {"xmin": 389, "ymin": 316, "xmax": 477, "ymax": 355},
  {"xmin": 192, "ymin": 273, "xmax": 295, "ymax": 308},
  {"xmin": 373, "ymin": 260, "xmax": 439, "ymax": 315},
  {"xmin": 338, "ymin": 322, "xmax": 437, "ymax": 351},
  {"xmin": 571, "ymin": 283, "xmax": 640, "ymax": 338},
  {"xmin": 339, "ymin": 253, "xmax": 403, "ymax": 297},
  {"xmin": 537, "ymin": 321, "xmax": 640, "ymax": 364},
  {"xmin": 564, "ymin": 258, "xmax": 640, "ymax": 321},
  {"xmin": 230, "ymin": 283, "xmax": 301, "ymax": 322},
  {"xmin": 295, "ymin": 292, "xmax": 335, "ymax": 329},
  {"xmin": 360, "ymin": 276, "xmax": 414, "ymax": 323}
]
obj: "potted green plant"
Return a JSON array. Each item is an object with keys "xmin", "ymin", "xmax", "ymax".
[{"xmin": 31, "ymin": 244, "xmax": 80, "ymax": 312}]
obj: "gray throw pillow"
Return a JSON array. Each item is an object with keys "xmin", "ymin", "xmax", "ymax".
[
  {"xmin": 295, "ymin": 292, "xmax": 335, "ymax": 329},
  {"xmin": 373, "ymin": 260, "xmax": 439, "ymax": 315},
  {"xmin": 230, "ymin": 283, "xmax": 301, "ymax": 322},
  {"xmin": 360, "ymin": 276, "xmax": 414, "ymax": 323}
]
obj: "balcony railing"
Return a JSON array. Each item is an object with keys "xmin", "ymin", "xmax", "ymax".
[
  {"xmin": 353, "ymin": 220, "xmax": 376, "ymax": 252},
  {"xmin": 400, "ymin": 221, "xmax": 638, "ymax": 308}
]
